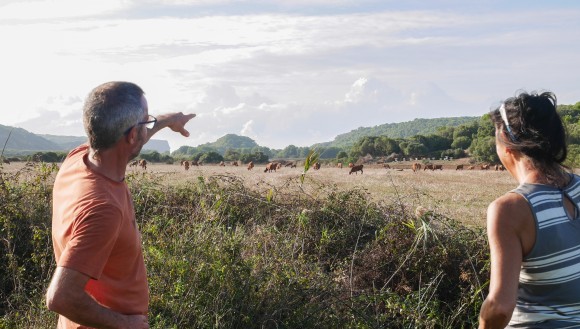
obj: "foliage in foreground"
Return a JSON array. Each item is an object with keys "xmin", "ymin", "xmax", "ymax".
[{"xmin": 1, "ymin": 164, "xmax": 489, "ymax": 328}]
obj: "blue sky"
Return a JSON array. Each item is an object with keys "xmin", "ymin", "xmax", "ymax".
[{"xmin": 1, "ymin": 0, "xmax": 579, "ymax": 151}]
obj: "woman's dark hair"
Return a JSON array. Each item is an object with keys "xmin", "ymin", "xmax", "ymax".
[{"xmin": 490, "ymin": 91, "xmax": 568, "ymax": 174}]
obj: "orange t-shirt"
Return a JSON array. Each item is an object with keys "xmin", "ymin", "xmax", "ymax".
[{"xmin": 51, "ymin": 144, "xmax": 148, "ymax": 329}]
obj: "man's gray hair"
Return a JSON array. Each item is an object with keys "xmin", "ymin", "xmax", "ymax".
[{"xmin": 83, "ymin": 81, "xmax": 145, "ymax": 151}]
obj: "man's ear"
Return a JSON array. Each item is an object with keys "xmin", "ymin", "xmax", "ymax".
[{"xmin": 124, "ymin": 127, "xmax": 138, "ymax": 144}]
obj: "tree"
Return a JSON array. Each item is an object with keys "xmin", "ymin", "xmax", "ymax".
[
  {"xmin": 320, "ymin": 146, "xmax": 343, "ymax": 159},
  {"xmin": 453, "ymin": 122, "xmax": 478, "ymax": 140},
  {"xmin": 199, "ymin": 151, "xmax": 224, "ymax": 164},
  {"xmin": 375, "ymin": 136, "xmax": 400, "ymax": 155},
  {"xmin": 470, "ymin": 136, "xmax": 498, "ymax": 163},
  {"xmin": 403, "ymin": 142, "xmax": 427, "ymax": 157},
  {"xmin": 240, "ymin": 151, "xmax": 269, "ymax": 163},
  {"xmin": 469, "ymin": 115, "xmax": 497, "ymax": 163},
  {"xmin": 140, "ymin": 151, "xmax": 160, "ymax": 162},
  {"xmin": 278, "ymin": 145, "xmax": 299, "ymax": 158},
  {"xmin": 451, "ymin": 136, "xmax": 472, "ymax": 150},
  {"xmin": 223, "ymin": 148, "xmax": 240, "ymax": 161}
]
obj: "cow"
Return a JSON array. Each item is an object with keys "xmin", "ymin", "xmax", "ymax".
[
  {"xmin": 423, "ymin": 163, "xmax": 434, "ymax": 171},
  {"xmin": 183, "ymin": 160, "xmax": 190, "ymax": 170},
  {"xmin": 412, "ymin": 163, "xmax": 421, "ymax": 172},
  {"xmin": 495, "ymin": 164, "xmax": 505, "ymax": 171},
  {"xmin": 383, "ymin": 163, "xmax": 390, "ymax": 169},
  {"xmin": 129, "ymin": 160, "xmax": 138, "ymax": 167},
  {"xmin": 313, "ymin": 162, "xmax": 321, "ymax": 170},
  {"xmin": 219, "ymin": 161, "xmax": 225, "ymax": 167},
  {"xmin": 285, "ymin": 162, "xmax": 294, "ymax": 167},
  {"xmin": 468, "ymin": 165, "xmax": 475, "ymax": 170},
  {"xmin": 433, "ymin": 164, "xmax": 443, "ymax": 170},
  {"xmin": 481, "ymin": 164, "xmax": 490, "ymax": 170},
  {"xmin": 247, "ymin": 161, "xmax": 254, "ymax": 170},
  {"xmin": 349, "ymin": 164, "xmax": 363, "ymax": 175},
  {"xmin": 139, "ymin": 159, "xmax": 147, "ymax": 170},
  {"xmin": 232, "ymin": 161, "xmax": 239, "ymax": 166},
  {"xmin": 264, "ymin": 162, "xmax": 279, "ymax": 173},
  {"xmin": 276, "ymin": 163, "xmax": 282, "ymax": 170},
  {"xmin": 348, "ymin": 162, "xmax": 354, "ymax": 168},
  {"xmin": 337, "ymin": 163, "xmax": 343, "ymax": 169},
  {"xmin": 291, "ymin": 163, "xmax": 297, "ymax": 168},
  {"xmin": 190, "ymin": 160, "xmax": 199, "ymax": 166},
  {"xmin": 456, "ymin": 164, "xmax": 464, "ymax": 170}
]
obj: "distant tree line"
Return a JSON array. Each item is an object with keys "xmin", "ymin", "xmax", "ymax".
[{"xmin": 15, "ymin": 102, "xmax": 580, "ymax": 167}]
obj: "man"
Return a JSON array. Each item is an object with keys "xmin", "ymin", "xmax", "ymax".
[{"xmin": 46, "ymin": 81, "xmax": 196, "ymax": 329}]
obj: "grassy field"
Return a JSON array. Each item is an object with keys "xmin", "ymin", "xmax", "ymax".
[{"xmin": 123, "ymin": 160, "xmax": 516, "ymax": 228}]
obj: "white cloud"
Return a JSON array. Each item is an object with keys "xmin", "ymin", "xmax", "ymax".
[
  {"xmin": 2, "ymin": 3, "xmax": 580, "ymax": 152},
  {"xmin": 240, "ymin": 120, "xmax": 257, "ymax": 139},
  {"xmin": 0, "ymin": 0, "xmax": 128, "ymax": 20}
]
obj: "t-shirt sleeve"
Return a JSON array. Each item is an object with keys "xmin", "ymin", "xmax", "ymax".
[{"xmin": 57, "ymin": 203, "xmax": 123, "ymax": 279}]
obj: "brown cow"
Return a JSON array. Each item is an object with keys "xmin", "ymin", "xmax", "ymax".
[
  {"xmin": 264, "ymin": 162, "xmax": 279, "ymax": 173},
  {"xmin": 383, "ymin": 163, "xmax": 390, "ymax": 169},
  {"xmin": 412, "ymin": 163, "xmax": 421, "ymax": 172},
  {"xmin": 481, "ymin": 164, "xmax": 490, "ymax": 170},
  {"xmin": 313, "ymin": 162, "xmax": 321, "ymax": 170},
  {"xmin": 456, "ymin": 164, "xmax": 464, "ymax": 170},
  {"xmin": 232, "ymin": 161, "xmax": 239, "ymax": 166},
  {"xmin": 349, "ymin": 164, "xmax": 363, "ymax": 175},
  {"xmin": 129, "ymin": 160, "xmax": 138, "ymax": 167},
  {"xmin": 468, "ymin": 165, "xmax": 475, "ymax": 170},
  {"xmin": 348, "ymin": 162, "xmax": 354, "ymax": 168},
  {"xmin": 433, "ymin": 164, "xmax": 443, "ymax": 170},
  {"xmin": 183, "ymin": 160, "xmax": 190, "ymax": 170},
  {"xmin": 290, "ymin": 163, "xmax": 297, "ymax": 168},
  {"xmin": 139, "ymin": 159, "xmax": 147, "ymax": 170},
  {"xmin": 423, "ymin": 163, "xmax": 434, "ymax": 171},
  {"xmin": 337, "ymin": 163, "xmax": 343, "ymax": 169},
  {"xmin": 247, "ymin": 161, "xmax": 254, "ymax": 170},
  {"xmin": 285, "ymin": 162, "xmax": 294, "ymax": 167},
  {"xmin": 219, "ymin": 161, "xmax": 225, "ymax": 167}
]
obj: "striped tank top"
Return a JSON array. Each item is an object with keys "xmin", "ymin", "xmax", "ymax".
[{"xmin": 508, "ymin": 174, "xmax": 580, "ymax": 328}]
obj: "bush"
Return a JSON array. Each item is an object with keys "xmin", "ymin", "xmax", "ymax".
[{"xmin": 1, "ymin": 166, "xmax": 489, "ymax": 328}]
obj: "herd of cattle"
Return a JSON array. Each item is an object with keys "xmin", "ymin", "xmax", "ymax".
[
  {"xmin": 126, "ymin": 159, "xmax": 506, "ymax": 174},
  {"xmin": 1, "ymin": 157, "xmax": 506, "ymax": 174}
]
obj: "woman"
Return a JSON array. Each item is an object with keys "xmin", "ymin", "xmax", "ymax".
[{"xmin": 479, "ymin": 91, "xmax": 580, "ymax": 328}]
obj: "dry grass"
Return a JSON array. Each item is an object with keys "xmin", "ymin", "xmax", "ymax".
[
  {"xmin": 123, "ymin": 161, "xmax": 517, "ymax": 228},
  {"xmin": 0, "ymin": 160, "xmax": 520, "ymax": 227}
]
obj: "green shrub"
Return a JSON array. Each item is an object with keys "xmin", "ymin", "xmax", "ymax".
[{"xmin": 1, "ymin": 166, "xmax": 489, "ymax": 328}]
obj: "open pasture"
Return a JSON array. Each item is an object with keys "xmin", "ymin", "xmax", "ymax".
[
  {"xmin": 0, "ymin": 159, "xmax": 521, "ymax": 227},
  {"xmin": 126, "ymin": 160, "xmax": 517, "ymax": 228}
]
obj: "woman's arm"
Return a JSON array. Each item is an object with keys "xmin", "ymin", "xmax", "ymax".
[{"xmin": 479, "ymin": 193, "xmax": 534, "ymax": 329}]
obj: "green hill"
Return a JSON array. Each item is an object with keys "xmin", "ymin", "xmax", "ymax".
[
  {"xmin": 314, "ymin": 117, "xmax": 479, "ymax": 148},
  {"xmin": 200, "ymin": 134, "xmax": 259, "ymax": 152},
  {"xmin": 0, "ymin": 124, "xmax": 62, "ymax": 155},
  {"xmin": 40, "ymin": 134, "xmax": 88, "ymax": 150}
]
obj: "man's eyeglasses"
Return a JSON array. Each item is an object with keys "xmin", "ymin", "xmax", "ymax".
[{"xmin": 124, "ymin": 115, "xmax": 157, "ymax": 135}]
